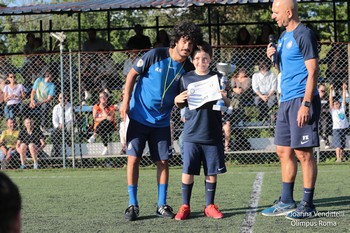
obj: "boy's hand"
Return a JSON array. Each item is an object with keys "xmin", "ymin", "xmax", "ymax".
[
  {"xmin": 175, "ymin": 91, "xmax": 188, "ymax": 104},
  {"xmin": 220, "ymin": 89, "xmax": 227, "ymax": 98}
]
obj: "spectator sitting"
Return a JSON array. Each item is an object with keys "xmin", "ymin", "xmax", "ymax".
[
  {"xmin": 82, "ymin": 28, "xmax": 114, "ymax": 52},
  {"xmin": 252, "ymin": 60, "xmax": 277, "ymax": 123},
  {"xmin": 17, "ymin": 118, "xmax": 46, "ymax": 169},
  {"xmin": 230, "ymin": 68, "xmax": 253, "ymax": 108},
  {"xmin": 33, "ymin": 37, "xmax": 46, "ymax": 53},
  {"xmin": 80, "ymin": 54, "xmax": 98, "ymax": 105},
  {"xmin": 0, "ymin": 118, "xmax": 20, "ymax": 169},
  {"xmin": 23, "ymin": 56, "xmax": 49, "ymax": 92},
  {"xmin": 126, "ymin": 24, "xmax": 152, "ymax": 50},
  {"xmin": 3, "ymin": 73, "xmax": 26, "ymax": 125},
  {"xmin": 153, "ymin": 29, "xmax": 170, "ymax": 48},
  {"xmin": 318, "ymin": 84, "xmax": 331, "ymax": 149},
  {"xmin": 0, "ymin": 77, "xmax": 5, "ymax": 118},
  {"xmin": 51, "ymin": 93, "xmax": 74, "ymax": 157},
  {"xmin": 255, "ymin": 23, "xmax": 275, "ymax": 45},
  {"xmin": 29, "ymin": 70, "xmax": 56, "ymax": 132},
  {"xmin": 235, "ymin": 27, "xmax": 252, "ymax": 45},
  {"xmin": 23, "ymin": 32, "xmax": 36, "ymax": 55},
  {"xmin": 0, "ymin": 172, "xmax": 22, "ymax": 233},
  {"xmin": 88, "ymin": 91, "xmax": 116, "ymax": 156},
  {"xmin": 232, "ymin": 27, "xmax": 253, "ymax": 72}
]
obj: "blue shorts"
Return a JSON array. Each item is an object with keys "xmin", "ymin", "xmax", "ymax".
[
  {"xmin": 332, "ymin": 128, "xmax": 347, "ymax": 149},
  {"xmin": 183, "ymin": 142, "xmax": 226, "ymax": 176},
  {"xmin": 275, "ymin": 96, "xmax": 320, "ymax": 149},
  {"xmin": 126, "ymin": 118, "xmax": 172, "ymax": 162}
]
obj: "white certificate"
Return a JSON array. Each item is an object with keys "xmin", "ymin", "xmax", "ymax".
[{"xmin": 187, "ymin": 75, "xmax": 222, "ymax": 110}]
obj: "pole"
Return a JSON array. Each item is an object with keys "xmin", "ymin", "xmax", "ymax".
[
  {"xmin": 69, "ymin": 50, "xmax": 75, "ymax": 168},
  {"xmin": 59, "ymin": 42, "xmax": 66, "ymax": 168}
]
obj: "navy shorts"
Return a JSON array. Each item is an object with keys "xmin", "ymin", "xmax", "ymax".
[
  {"xmin": 275, "ymin": 96, "xmax": 320, "ymax": 149},
  {"xmin": 126, "ymin": 118, "xmax": 172, "ymax": 162},
  {"xmin": 183, "ymin": 142, "xmax": 226, "ymax": 176},
  {"xmin": 332, "ymin": 128, "xmax": 347, "ymax": 149}
]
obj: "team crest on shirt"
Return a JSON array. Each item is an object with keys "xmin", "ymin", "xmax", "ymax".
[
  {"xmin": 136, "ymin": 59, "xmax": 144, "ymax": 67},
  {"xmin": 286, "ymin": 40, "xmax": 293, "ymax": 49}
]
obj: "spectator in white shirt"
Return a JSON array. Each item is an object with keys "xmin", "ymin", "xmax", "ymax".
[
  {"xmin": 252, "ymin": 60, "xmax": 277, "ymax": 122},
  {"xmin": 51, "ymin": 93, "xmax": 74, "ymax": 157}
]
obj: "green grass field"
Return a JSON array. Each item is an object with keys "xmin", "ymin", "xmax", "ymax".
[{"xmin": 4, "ymin": 164, "xmax": 350, "ymax": 233}]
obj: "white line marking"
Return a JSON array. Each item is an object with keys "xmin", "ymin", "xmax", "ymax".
[{"xmin": 240, "ymin": 172, "xmax": 264, "ymax": 233}]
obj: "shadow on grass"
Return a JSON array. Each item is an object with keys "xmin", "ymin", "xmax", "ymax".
[
  {"xmin": 314, "ymin": 195, "xmax": 350, "ymax": 210},
  {"xmin": 221, "ymin": 207, "xmax": 259, "ymax": 218}
]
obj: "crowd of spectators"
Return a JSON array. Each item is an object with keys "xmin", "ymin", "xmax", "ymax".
[{"xmin": 0, "ymin": 25, "xmax": 348, "ymax": 168}]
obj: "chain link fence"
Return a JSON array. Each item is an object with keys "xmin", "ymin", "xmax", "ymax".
[{"xmin": 0, "ymin": 42, "xmax": 348, "ymax": 169}]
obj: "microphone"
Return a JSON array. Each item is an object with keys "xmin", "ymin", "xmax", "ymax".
[{"xmin": 269, "ymin": 34, "xmax": 276, "ymax": 65}]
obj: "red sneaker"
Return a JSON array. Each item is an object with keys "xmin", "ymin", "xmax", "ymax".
[
  {"xmin": 204, "ymin": 204, "xmax": 224, "ymax": 219},
  {"xmin": 174, "ymin": 204, "xmax": 191, "ymax": 220}
]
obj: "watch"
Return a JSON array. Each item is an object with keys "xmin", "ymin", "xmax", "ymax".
[{"xmin": 302, "ymin": 101, "xmax": 311, "ymax": 108}]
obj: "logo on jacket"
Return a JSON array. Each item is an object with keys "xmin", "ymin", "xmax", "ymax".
[{"xmin": 136, "ymin": 59, "xmax": 144, "ymax": 67}]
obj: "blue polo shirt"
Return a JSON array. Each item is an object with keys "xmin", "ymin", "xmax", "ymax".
[
  {"xmin": 277, "ymin": 23, "xmax": 319, "ymax": 102},
  {"xmin": 129, "ymin": 47, "xmax": 194, "ymax": 127}
]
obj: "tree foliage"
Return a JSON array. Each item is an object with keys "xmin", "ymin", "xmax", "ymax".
[{"xmin": 0, "ymin": 0, "xmax": 348, "ymax": 54}]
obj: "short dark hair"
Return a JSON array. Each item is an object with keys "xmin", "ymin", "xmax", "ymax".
[
  {"xmin": 191, "ymin": 41, "xmax": 212, "ymax": 59},
  {"xmin": 7, "ymin": 118, "xmax": 14, "ymax": 123},
  {"xmin": 0, "ymin": 172, "xmax": 22, "ymax": 233},
  {"xmin": 170, "ymin": 21, "xmax": 203, "ymax": 48}
]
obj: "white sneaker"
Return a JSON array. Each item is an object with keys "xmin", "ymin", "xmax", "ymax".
[
  {"xmin": 88, "ymin": 135, "xmax": 96, "ymax": 143},
  {"xmin": 33, "ymin": 163, "xmax": 39, "ymax": 169},
  {"xmin": 101, "ymin": 147, "xmax": 108, "ymax": 156}
]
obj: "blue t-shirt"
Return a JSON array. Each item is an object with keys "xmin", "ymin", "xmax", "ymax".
[
  {"xmin": 32, "ymin": 77, "xmax": 56, "ymax": 102},
  {"xmin": 180, "ymin": 70, "xmax": 223, "ymax": 144},
  {"xmin": 277, "ymin": 23, "xmax": 319, "ymax": 102},
  {"xmin": 129, "ymin": 47, "xmax": 194, "ymax": 127}
]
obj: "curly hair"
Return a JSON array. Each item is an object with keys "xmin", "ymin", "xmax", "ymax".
[{"xmin": 170, "ymin": 21, "xmax": 203, "ymax": 48}]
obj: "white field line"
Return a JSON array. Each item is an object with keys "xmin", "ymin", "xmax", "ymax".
[{"xmin": 240, "ymin": 172, "xmax": 264, "ymax": 233}]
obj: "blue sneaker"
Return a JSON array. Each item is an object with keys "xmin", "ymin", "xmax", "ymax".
[
  {"xmin": 285, "ymin": 200, "xmax": 316, "ymax": 220},
  {"xmin": 261, "ymin": 197, "xmax": 296, "ymax": 216}
]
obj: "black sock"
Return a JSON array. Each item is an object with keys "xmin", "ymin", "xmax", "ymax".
[
  {"xmin": 181, "ymin": 182, "xmax": 193, "ymax": 206},
  {"xmin": 205, "ymin": 181, "xmax": 217, "ymax": 207}
]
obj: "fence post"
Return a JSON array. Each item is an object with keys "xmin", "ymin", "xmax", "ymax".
[{"xmin": 69, "ymin": 50, "xmax": 75, "ymax": 168}]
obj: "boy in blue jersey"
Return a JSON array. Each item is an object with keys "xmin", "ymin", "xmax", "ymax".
[
  {"xmin": 262, "ymin": 0, "xmax": 320, "ymax": 220},
  {"xmin": 120, "ymin": 21, "xmax": 203, "ymax": 221},
  {"xmin": 173, "ymin": 41, "xmax": 229, "ymax": 220}
]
